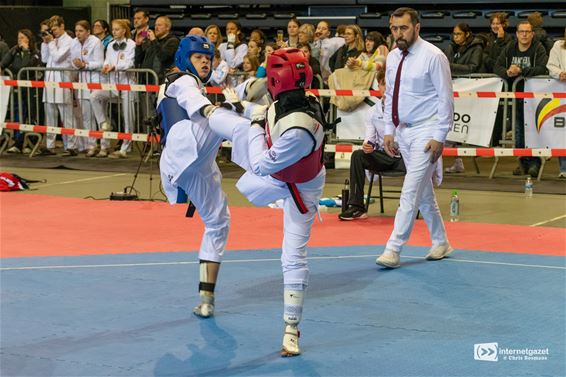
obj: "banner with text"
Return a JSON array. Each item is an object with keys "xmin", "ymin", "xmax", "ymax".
[
  {"xmin": 524, "ymin": 78, "xmax": 566, "ymax": 148},
  {"xmin": 447, "ymin": 77, "xmax": 503, "ymax": 147}
]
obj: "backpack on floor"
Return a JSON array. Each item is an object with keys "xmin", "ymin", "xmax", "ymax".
[{"xmin": 0, "ymin": 172, "xmax": 30, "ymax": 191}]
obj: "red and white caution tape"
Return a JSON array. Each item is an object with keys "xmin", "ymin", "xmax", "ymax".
[
  {"xmin": 1, "ymin": 79, "xmax": 565, "ymax": 98},
  {"xmin": 3, "ymin": 122, "xmax": 566, "ymax": 157}
]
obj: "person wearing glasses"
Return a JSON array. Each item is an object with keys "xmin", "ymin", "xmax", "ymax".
[{"xmin": 493, "ymin": 21, "xmax": 548, "ymax": 178}]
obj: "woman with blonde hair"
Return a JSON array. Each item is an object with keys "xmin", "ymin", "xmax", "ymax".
[
  {"xmin": 205, "ymin": 24, "xmax": 223, "ymax": 46},
  {"xmin": 328, "ymin": 24, "xmax": 363, "ymax": 72},
  {"xmin": 90, "ymin": 19, "xmax": 136, "ymax": 158}
]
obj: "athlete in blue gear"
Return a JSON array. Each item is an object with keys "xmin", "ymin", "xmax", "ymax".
[{"xmin": 157, "ymin": 35, "xmax": 226, "ymax": 318}]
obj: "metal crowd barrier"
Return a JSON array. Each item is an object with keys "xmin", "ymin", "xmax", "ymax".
[{"xmin": 16, "ymin": 66, "xmax": 158, "ymax": 157}]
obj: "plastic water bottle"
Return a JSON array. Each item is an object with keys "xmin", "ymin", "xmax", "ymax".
[
  {"xmin": 341, "ymin": 179, "xmax": 350, "ymax": 212},
  {"xmin": 524, "ymin": 177, "xmax": 533, "ymax": 198},
  {"xmin": 449, "ymin": 191, "xmax": 460, "ymax": 222}
]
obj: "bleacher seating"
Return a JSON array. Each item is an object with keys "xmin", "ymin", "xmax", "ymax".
[{"xmin": 129, "ymin": 0, "xmax": 565, "ymax": 49}]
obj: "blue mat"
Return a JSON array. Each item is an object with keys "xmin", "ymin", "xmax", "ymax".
[{"xmin": 1, "ymin": 246, "xmax": 564, "ymax": 377}]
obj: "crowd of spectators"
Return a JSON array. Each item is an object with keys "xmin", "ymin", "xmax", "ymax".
[{"xmin": 0, "ymin": 10, "xmax": 564, "ymax": 177}]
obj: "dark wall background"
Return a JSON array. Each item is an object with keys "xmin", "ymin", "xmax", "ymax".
[{"xmin": 0, "ymin": 6, "xmax": 90, "ymax": 48}]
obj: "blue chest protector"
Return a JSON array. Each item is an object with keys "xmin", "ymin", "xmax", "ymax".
[{"xmin": 157, "ymin": 97, "xmax": 189, "ymax": 147}]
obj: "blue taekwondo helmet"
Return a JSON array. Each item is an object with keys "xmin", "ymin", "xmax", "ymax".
[{"xmin": 174, "ymin": 35, "xmax": 215, "ymax": 82}]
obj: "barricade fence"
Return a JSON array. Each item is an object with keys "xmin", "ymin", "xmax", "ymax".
[{"xmin": 1, "ymin": 73, "xmax": 565, "ymax": 179}]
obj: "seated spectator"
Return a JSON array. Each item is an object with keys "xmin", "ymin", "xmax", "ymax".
[
  {"xmin": 256, "ymin": 42, "xmax": 276, "ymax": 78},
  {"xmin": 132, "ymin": 9, "xmax": 150, "ymax": 44},
  {"xmin": 445, "ymin": 23, "xmax": 484, "ymax": 75},
  {"xmin": 482, "ymin": 12, "xmax": 513, "ymax": 73},
  {"xmin": 494, "ymin": 21, "xmax": 548, "ymax": 177},
  {"xmin": 298, "ymin": 23, "xmax": 315, "ymax": 48},
  {"xmin": 546, "ymin": 27, "xmax": 566, "ymax": 178},
  {"xmin": 338, "ymin": 72, "xmax": 406, "ymax": 220},
  {"xmin": 92, "ymin": 19, "xmax": 112, "ymax": 51},
  {"xmin": 329, "ymin": 24, "xmax": 363, "ymax": 72},
  {"xmin": 528, "ymin": 11, "xmax": 554, "ymax": 55},
  {"xmin": 347, "ymin": 31, "xmax": 388, "ymax": 72},
  {"xmin": 205, "ymin": 24, "xmax": 223, "ymax": 46}
]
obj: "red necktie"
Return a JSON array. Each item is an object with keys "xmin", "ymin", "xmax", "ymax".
[{"xmin": 392, "ymin": 49, "xmax": 409, "ymax": 127}]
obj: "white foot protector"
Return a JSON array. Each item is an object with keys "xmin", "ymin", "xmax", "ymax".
[
  {"xmin": 193, "ymin": 294, "xmax": 214, "ymax": 318},
  {"xmin": 281, "ymin": 324, "xmax": 301, "ymax": 357}
]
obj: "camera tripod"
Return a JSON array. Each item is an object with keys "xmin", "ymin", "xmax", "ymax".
[{"xmin": 110, "ymin": 116, "xmax": 162, "ymax": 201}]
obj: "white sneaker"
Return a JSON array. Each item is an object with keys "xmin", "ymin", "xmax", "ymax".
[
  {"xmin": 376, "ymin": 250, "xmax": 401, "ymax": 268},
  {"xmin": 281, "ymin": 324, "xmax": 301, "ymax": 357},
  {"xmin": 7, "ymin": 146, "xmax": 21, "ymax": 153},
  {"xmin": 86, "ymin": 148, "xmax": 98, "ymax": 157},
  {"xmin": 445, "ymin": 158, "xmax": 465, "ymax": 173},
  {"xmin": 108, "ymin": 150, "xmax": 127, "ymax": 159},
  {"xmin": 193, "ymin": 302, "xmax": 215, "ymax": 318},
  {"xmin": 559, "ymin": 172, "xmax": 566, "ymax": 179},
  {"xmin": 425, "ymin": 244, "xmax": 454, "ymax": 261},
  {"xmin": 100, "ymin": 121, "xmax": 112, "ymax": 131},
  {"xmin": 96, "ymin": 149, "xmax": 108, "ymax": 158}
]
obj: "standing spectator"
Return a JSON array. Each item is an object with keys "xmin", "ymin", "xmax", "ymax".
[
  {"xmin": 528, "ymin": 11, "xmax": 554, "ymax": 55},
  {"xmin": 218, "ymin": 21, "xmax": 248, "ymax": 87},
  {"xmin": 210, "ymin": 48, "xmax": 229, "ymax": 87},
  {"xmin": 311, "ymin": 20, "xmax": 345, "ymax": 83},
  {"xmin": 41, "ymin": 15, "xmax": 76, "ymax": 155},
  {"xmin": 90, "ymin": 19, "xmax": 136, "ymax": 158},
  {"xmin": 546, "ymin": 27, "xmax": 566, "ymax": 178},
  {"xmin": 347, "ymin": 31, "xmax": 389, "ymax": 72},
  {"xmin": 70, "ymin": 20, "xmax": 104, "ymax": 157},
  {"xmin": 338, "ymin": 72, "xmax": 406, "ymax": 220},
  {"xmin": 375, "ymin": 8, "xmax": 454, "ymax": 268},
  {"xmin": 297, "ymin": 42, "xmax": 321, "ymax": 85},
  {"xmin": 328, "ymin": 24, "xmax": 363, "ymax": 72},
  {"xmin": 298, "ymin": 23, "xmax": 315, "ymax": 48},
  {"xmin": 249, "ymin": 29, "xmax": 265, "ymax": 46},
  {"xmin": 247, "ymin": 39, "xmax": 262, "ymax": 61},
  {"xmin": 187, "ymin": 27, "xmax": 204, "ymax": 36},
  {"xmin": 204, "ymin": 24, "xmax": 223, "ymax": 46},
  {"xmin": 443, "ymin": 23, "xmax": 484, "ymax": 174},
  {"xmin": 256, "ymin": 42, "xmax": 276, "ymax": 78},
  {"xmin": 135, "ymin": 15, "xmax": 179, "ymax": 83},
  {"xmin": 482, "ymin": 12, "xmax": 513, "ymax": 73},
  {"xmin": 277, "ymin": 18, "xmax": 300, "ymax": 48},
  {"xmin": 0, "ymin": 33, "xmax": 9, "ymax": 61},
  {"xmin": 1, "ymin": 29, "xmax": 40, "ymax": 154},
  {"xmin": 445, "ymin": 23, "xmax": 484, "ymax": 75},
  {"xmin": 242, "ymin": 53, "xmax": 259, "ymax": 79},
  {"xmin": 92, "ymin": 19, "xmax": 112, "ymax": 51},
  {"xmin": 494, "ymin": 21, "xmax": 548, "ymax": 178},
  {"xmin": 132, "ymin": 9, "xmax": 150, "ymax": 45}
]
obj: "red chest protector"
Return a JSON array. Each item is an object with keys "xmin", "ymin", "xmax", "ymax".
[{"xmin": 265, "ymin": 104, "xmax": 325, "ymax": 184}]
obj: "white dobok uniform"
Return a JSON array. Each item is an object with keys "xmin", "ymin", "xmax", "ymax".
[
  {"xmin": 209, "ymin": 101, "xmax": 326, "ymax": 286},
  {"xmin": 159, "ymin": 75, "xmax": 229, "ymax": 263}
]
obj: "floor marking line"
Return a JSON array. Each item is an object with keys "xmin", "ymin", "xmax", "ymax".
[
  {"xmin": 33, "ymin": 173, "xmax": 128, "ymax": 188},
  {"xmin": 1, "ymin": 254, "xmax": 564, "ymax": 271},
  {"xmin": 529, "ymin": 213, "xmax": 566, "ymax": 227}
]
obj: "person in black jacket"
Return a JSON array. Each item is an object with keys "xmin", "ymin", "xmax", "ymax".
[
  {"xmin": 494, "ymin": 21, "xmax": 548, "ymax": 177},
  {"xmin": 297, "ymin": 42, "xmax": 322, "ymax": 88},
  {"xmin": 445, "ymin": 23, "xmax": 484, "ymax": 76},
  {"xmin": 482, "ymin": 12, "xmax": 514, "ymax": 73},
  {"xmin": 328, "ymin": 24, "xmax": 363, "ymax": 72},
  {"xmin": 1, "ymin": 29, "xmax": 41, "ymax": 153}
]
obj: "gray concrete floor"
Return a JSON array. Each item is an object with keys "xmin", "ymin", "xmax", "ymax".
[{"xmin": 3, "ymin": 161, "xmax": 565, "ymax": 228}]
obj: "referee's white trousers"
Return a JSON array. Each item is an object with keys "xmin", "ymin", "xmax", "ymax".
[
  {"xmin": 91, "ymin": 90, "xmax": 135, "ymax": 152},
  {"xmin": 385, "ymin": 121, "xmax": 448, "ymax": 253},
  {"xmin": 44, "ymin": 102, "xmax": 75, "ymax": 150}
]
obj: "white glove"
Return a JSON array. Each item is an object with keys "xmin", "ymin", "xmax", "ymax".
[
  {"xmin": 227, "ymin": 33, "xmax": 236, "ymax": 44},
  {"xmin": 250, "ymin": 104, "xmax": 268, "ymax": 128},
  {"xmin": 222, "ymin": 87, "xmax": 240, "ymax": 104},
  {"xmin": 200, "ymin": 104, "xmax": 218, "ymax": 118}
]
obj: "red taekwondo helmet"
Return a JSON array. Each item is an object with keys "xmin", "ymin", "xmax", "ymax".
[{"xmin": 266, "ymin": 47, "xmax": 313, "ymax": 100}]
